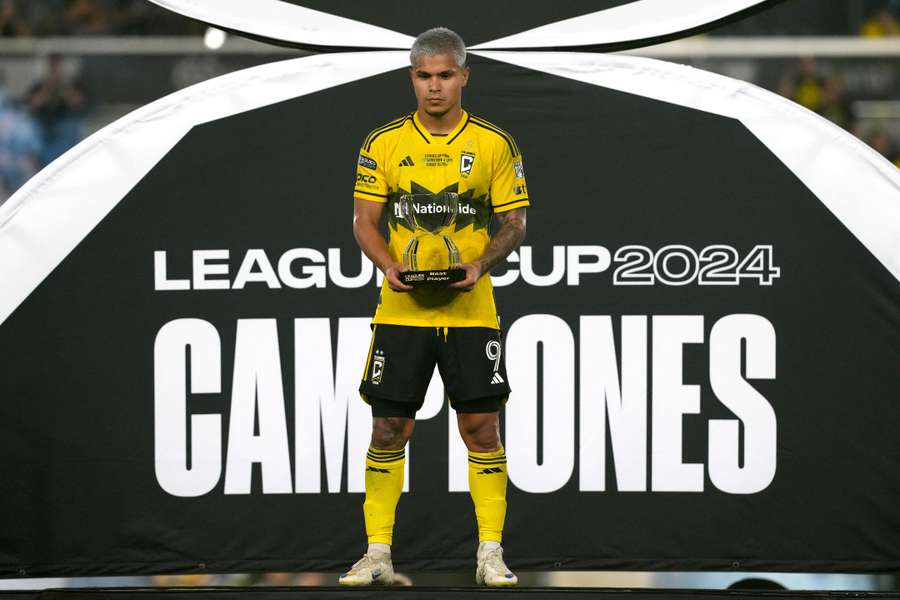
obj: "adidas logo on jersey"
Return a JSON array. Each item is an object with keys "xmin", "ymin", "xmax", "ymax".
[
  {"xmin": 398, "ymin": 156, "xmax": 415, "ymax": 167},
  {"xmin": 491, "ymin": 372, "xmax": 505, "ymax": 384}
]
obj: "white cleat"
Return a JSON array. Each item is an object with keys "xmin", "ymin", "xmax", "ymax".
[
  {"xmin": 476, "ymin": 543, "xmax": 518, "ymax": 587},
  {"xmin": 338, "ymin": 551, "xmax": 395, "ymax": 586}
]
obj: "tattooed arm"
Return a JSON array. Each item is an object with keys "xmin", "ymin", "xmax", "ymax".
[{"xmin": 450, "ymin": 207, "xmax": 527, "ymax": 291}]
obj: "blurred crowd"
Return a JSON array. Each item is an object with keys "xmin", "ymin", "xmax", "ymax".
[
  {"xmin": 0, "ymin": 0, "xmax": 202, "ymax": 37},
  {"xmin": 778, "ymin": 55, "xmax": 900, "ymax": 167},
  {"xmin": 0, "ymin": 53, "xmax": 86, "ymax": 204},
  {"xmin": 860, "ymin": 6, "xmax": 900, "ymax": 36}
]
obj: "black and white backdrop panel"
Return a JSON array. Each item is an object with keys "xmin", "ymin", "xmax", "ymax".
[{"xmin": 0, "ymin": 46, "xmax": 898, "ymax": 577}]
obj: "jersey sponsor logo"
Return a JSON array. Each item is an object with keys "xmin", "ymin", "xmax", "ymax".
[
  {"xmin": 513, "ymin": 159, "xmax": 525, "ymax": 179},
  {"xmin": 371, "ymin": 353, "xmax": 385, "ymax": 384},
  {"xmin": 358, "ymin": 155, "xmax": 378, "ymax": 170},
  {"xmin": 424, "ymin": 153, "xmax": 452, "ymax": 167},
  {"xmin": 514, "ymin": 184, "xmax": 527, "ymax": 195},
  {"xmin": 460, "ymin": 151, "xmax": 476, "ymax": 178},
  {"xmin": 399, "ymin": 155, "xmax": 415, "ymax": 167},
  {"xmin": 390, "ymin": 182, "xmax": 491, "ymax": 233},
  {"xmin": 392, "ymin": 202, "xmax": 476, "ymax": 219}
]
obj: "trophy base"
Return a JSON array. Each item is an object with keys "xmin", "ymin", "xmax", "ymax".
[{"xmin": 400, "ymin": 268, "xmax": 466, "ymax": 287}]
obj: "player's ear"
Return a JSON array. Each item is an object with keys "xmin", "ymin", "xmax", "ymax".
[{"xmin": 462, "ymin": 65, "xmax": 470, "ymax": 87}]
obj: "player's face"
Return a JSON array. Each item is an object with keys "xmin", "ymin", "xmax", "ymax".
[{"xmin": 410, "ymin": 53, "xmax": 470, "ymax": 118}]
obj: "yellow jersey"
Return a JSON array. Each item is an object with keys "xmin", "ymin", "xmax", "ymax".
[{"xmin": 354, "ymin": 110, "xmax": 529, "ymax": 329}]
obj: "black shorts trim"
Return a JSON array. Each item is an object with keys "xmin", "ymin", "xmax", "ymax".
[
  {"xmin": 450, "ymin": 395, "xmax": 505, "ymax": 414},
  {"xmin": 369, "ymin": 396, "xmax": 418, "ymax": 418},
  {"xmin": 366, "ymin": 394, "xmax": 506, "ymax": 418}
]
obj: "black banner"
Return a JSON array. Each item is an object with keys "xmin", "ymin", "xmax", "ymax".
[
  {"xmin": 1, "ymin": 48, "xmax": 898, "ymax": 577},
  {"xmin": 149, "ymin": 0, "xmax": 785, "ymax": 53},
  {"xmin": 286, "ymin": 0, "xmax": 634, "ymax": 46},
  {"xmin": 284, "ymin": 0, "xmax": 786, "ymax": 50}
]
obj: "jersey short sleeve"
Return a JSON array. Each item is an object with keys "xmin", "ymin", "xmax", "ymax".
[
  {"xmin": 354, "ymin": 138, "xmax": 389, "ymax": 203},
  {"xmin": 490, "ymin": 138, "xmax": 529, "ymax": 214}
]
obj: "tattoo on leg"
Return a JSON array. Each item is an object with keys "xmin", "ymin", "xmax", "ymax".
[{"xmin": 372, "ymin": 417, "xmax": 412, "ymax": 450}]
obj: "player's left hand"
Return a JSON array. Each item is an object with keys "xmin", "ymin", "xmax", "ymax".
[{"xmin": 449, "ymin": 262, "xmax": 482, "ymax": 292}]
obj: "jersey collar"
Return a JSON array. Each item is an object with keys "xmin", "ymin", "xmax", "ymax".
[{"xmin": 412, "ymin": 109, "xmax": 470, "ymax": 145}]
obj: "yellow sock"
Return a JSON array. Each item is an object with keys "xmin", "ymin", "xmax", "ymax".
[
  {"xmin": 468, "ymin": 446, "xmax": 508, "ymax": 543},
  {"xmin": 364, "ymin": 446, "xmax": 406, "ymax": 545}
]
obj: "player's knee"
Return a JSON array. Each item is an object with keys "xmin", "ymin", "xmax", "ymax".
[
  {"xmin": 464, "ymin": 430, "xmax": 501, "ymax": 452},
  {"xmin": 458, "ymin": 414, "xmax": 501, "ymax": 452},
  {"xmin": 371, "ymin": 417, "xmax": 413, "ymax": 450}
]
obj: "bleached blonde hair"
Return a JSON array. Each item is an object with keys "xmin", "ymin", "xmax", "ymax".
[{"xmin": 410, "ymin": 27, "xmax": 466, "ymax": 68}]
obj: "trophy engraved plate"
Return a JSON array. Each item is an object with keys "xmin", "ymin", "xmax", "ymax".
[{"xmin": 396, "ymin": 192, "xmax": 466, "ymax": 287}]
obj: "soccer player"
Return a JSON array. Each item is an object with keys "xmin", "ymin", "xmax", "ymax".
[{"xmin": 340, "ymin": 27, "xmax": 528, "ymax": 587}]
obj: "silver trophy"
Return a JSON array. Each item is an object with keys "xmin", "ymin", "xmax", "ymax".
[{"xmin": 396, "ymin": 192, "xmax": 466, "ymax": 286}]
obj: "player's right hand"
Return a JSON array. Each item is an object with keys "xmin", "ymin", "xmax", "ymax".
[{"xmin": 385, "ymin": 263, "xmax": 414, "ymax": 292}]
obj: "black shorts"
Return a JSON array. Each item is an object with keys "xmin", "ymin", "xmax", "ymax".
[{"xmin": 359, "ymin": 324, "xmax": 511, "ymax": 418}]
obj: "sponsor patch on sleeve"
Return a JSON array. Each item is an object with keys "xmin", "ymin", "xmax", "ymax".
[
  {"xmin": 358, "ymin": 154, "xmax": 378, "ymax": 171},
  {"xmin": 513, "ymin": 159, "xmax": 525, "ymax": 179},
  {"xmin": 356, "ymin": 172, "xmax": 378, "ymax": 189}
]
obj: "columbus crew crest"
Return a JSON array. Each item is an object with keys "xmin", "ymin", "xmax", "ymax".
[
  {"xmin": 371, "ymin": 351, "xmax": 385, "ymax": 384},
  {"xmin": 460, "ymin": 151, "xmax": 476, "ymax": 178}
]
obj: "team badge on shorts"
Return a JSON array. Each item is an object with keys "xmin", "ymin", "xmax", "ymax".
[{"xmin": 371, "ymin": 352, "xmax": 385, "ymax": 385}]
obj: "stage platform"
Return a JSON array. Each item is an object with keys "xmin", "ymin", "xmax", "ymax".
[{"xmin": 3, "ymin": 587, "xmax": 897, "ymax": 600}]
